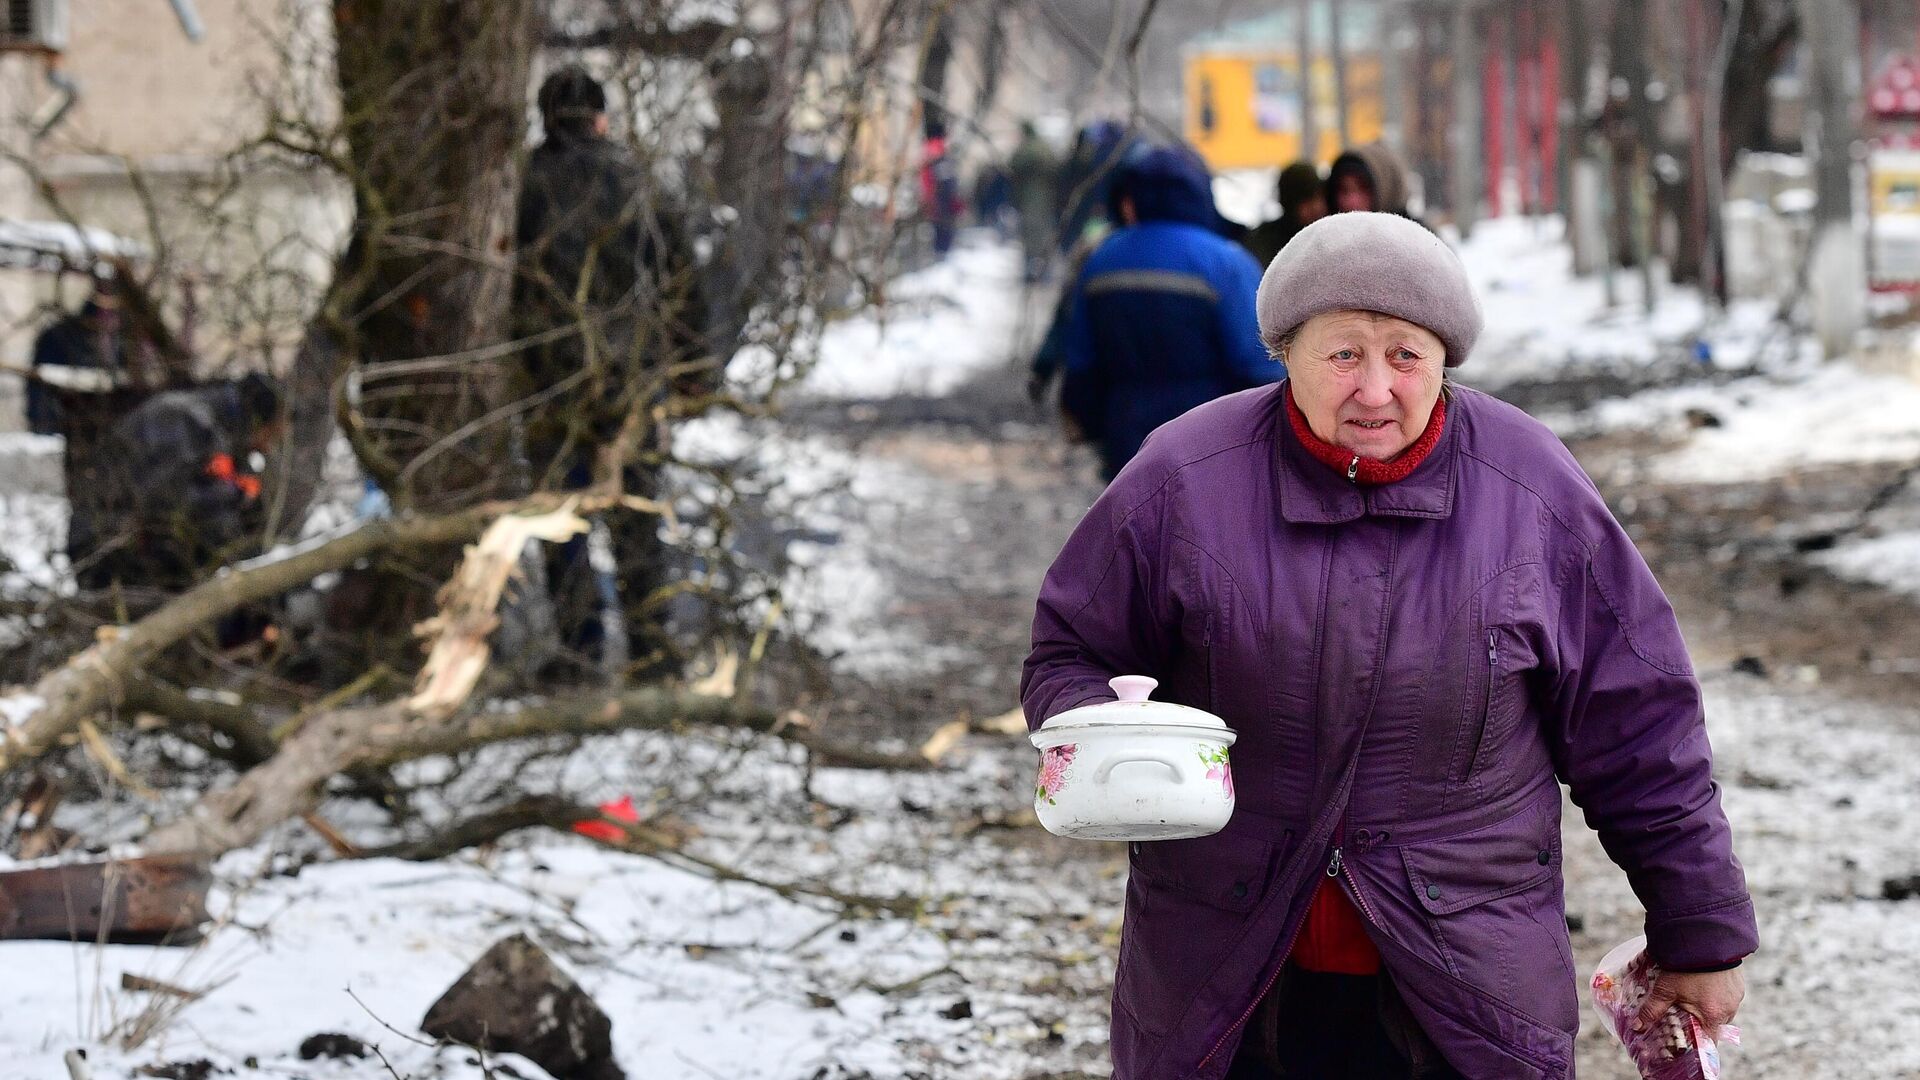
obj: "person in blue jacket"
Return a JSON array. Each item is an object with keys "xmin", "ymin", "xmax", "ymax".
[{"xmin": 1058, "ymin": 143, "xmax": 1282, "ymax": 479}]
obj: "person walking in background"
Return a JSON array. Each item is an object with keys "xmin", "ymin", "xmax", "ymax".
[
  {"xmin": 1327, "ymin": 141, "xmax": 1417, "ymax": 219},
  {"xmin": 1008, "ymin": 120, "xmax": 1061, "ymax": 282},
  {"xmin": 513, "ymin": 65, "xmax": 704, "ymax": 670},
  {"xmin": 1056, "ymin": 144, "xmax": 1282, "ymax": 479},
  {"xmin": 919, "ymin": 122, "xmax": 964, "ymax": 258},
  {"xmin": 1056, "ymin": 120, "xmax": 1135, "ymax": 255},
  {"xmin": 26, "ymin": 280, "xmax": 130, "ymax": 438},
  {"xmin": 1243, "ymin": 160, "xmax": 1328, "ymax": 267}
]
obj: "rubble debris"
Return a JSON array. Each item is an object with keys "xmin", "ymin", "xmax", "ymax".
[
  {"xmin": 133, "ymin": 1062, "xmax": 215, "ymax": 1080},
  {"xmin": 1883, "ymin": 875, "xmax": 1920, "ymax": 902},
  {"xmin": 297, "ymin": 1033, "xmax": 370, "ymax": 1061},
  {"xmin": 421, "ymin": 933, "xmax": 625, "ymax": 1080}
]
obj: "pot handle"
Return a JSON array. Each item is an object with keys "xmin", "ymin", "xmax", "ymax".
[
  {"xmin": 1094, "ymin": 751, "xmax": 1185, "ymax": 785},
  {"xmin": 1108, "ymin": 675, "xmax": 1158, "ymax": 702}
]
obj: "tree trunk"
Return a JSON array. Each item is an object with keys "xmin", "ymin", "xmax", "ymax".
[
  {"xmin": 1330, "ymin": 0, "xmax": 1351, "ymax": 148},
  {"xmin": 1451, "ymin": 0, "xmax": 1483, "ymax": 236},
  {"xmin": 272, "ymin": 0, "xmax": 538, "ymax": 528},
  {"xmin": 1298, "ymin": 0, "xmax": 1318, "ymax": 163},
  {"xmin": 1796, "ymin": 0, "xmax": 1864, "ymax": 359},
  {"xmin": 1378, "ymin": 0, "xmax": 1405, "ymax": 156}
]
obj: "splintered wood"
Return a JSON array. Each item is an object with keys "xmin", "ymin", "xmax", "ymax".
[{"xmin": 409, "ymin": 504, "xmax": 588, "ymax": 720}]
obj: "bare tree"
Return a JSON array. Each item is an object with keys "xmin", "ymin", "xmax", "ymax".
[{"xmin": 1796, "ymin": 0, "xmax": 1864, "ymax": 358}]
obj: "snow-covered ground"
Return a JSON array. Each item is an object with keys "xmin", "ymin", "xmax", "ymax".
[
  {"xmin": 1454, "ymin": 216, "xmax": 1800, "ymax": 385},
  {"xmin": 726, "ymin": 238, "xmax": 1045, "ymax": 403},
  {"xmin": 0, "ymin": 731, "xmax": 1118, "ymax": 1079}
]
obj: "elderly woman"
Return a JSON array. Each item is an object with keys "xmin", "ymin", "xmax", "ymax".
[{"xmin": 1021, "ymin": 213, "xmax": 1755, "ymax": 1079}]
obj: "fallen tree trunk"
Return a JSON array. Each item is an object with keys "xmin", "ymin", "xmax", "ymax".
[{"xmin": 0, "ymin": 493, "xmax": 654, "ymax": 777}]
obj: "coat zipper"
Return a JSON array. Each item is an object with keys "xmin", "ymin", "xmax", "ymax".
[
  {"xmin": 1194, "ymin": 817, "xmax": 1383, "ymax": 1075},
  {"xmin": 1461, "ymin": 630, "xmax": 1498, "ymax": 783},
  {"xmin": 1191, "ymin": 893, "xmax": 1307, "ymax": 1075}
]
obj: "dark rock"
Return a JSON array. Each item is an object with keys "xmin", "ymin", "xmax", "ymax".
[
  {"xmin": 838, "ymin": 928, "xmax": 858, "ymax": 942},
  {"xmin": 1792, "ymin": 533, "xmax": 1838, "ymax": 553},
  {"xmin": 1731, "ymin": 655, "xmax": 1769, "ymax": 678},
  {"xmin": 421, "ymin": 933, "xmax": 625, "ymax": 1080},
  {"xmin": 940, "ymin": 998, "xmax": 973, "ymax": 1020},
  {"xmin": 1683, "ymin": 408, "xmax": 1722, "ymax": 429},
  {"xmin": 298, "ymin": 1033, "xmax": 370, "ymax": 1061},
  {"xmin": 1884, "ymin": 875, "xmax": 1920, "ymax": 902},
  {"xmin": 1565, "ymin": 913, "xmax": 1586, "ymax": 934}
]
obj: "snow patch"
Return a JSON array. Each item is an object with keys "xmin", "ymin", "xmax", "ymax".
[{"xmin": 1813, "ymin": 530, "xmax": 1920, "ymax": 597}]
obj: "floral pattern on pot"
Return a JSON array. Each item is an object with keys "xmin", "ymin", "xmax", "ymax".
[
  {"xmin": 1198, "ymin": 744, "xmax": 1232, "ymax": 799},
  {"xmin": 1036, "ymin": 743, "xmax": 1078, "ymax": 805}
]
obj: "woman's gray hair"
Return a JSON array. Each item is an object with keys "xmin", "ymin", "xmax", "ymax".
[{"xmin": 1265, "ymin": 326, "xmax": 1299, "ymax": 363}]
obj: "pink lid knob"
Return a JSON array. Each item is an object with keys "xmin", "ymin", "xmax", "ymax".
[{"xmin": 1109, "ymin": 675, "xmax": 1158, "ymax": 702}]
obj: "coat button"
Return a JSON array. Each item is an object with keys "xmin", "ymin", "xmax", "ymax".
[
  {"xmin": 1426, "ymin": 884, "xmax": 1441, "ymax": 901},
  {"xmin": 1232, "ymin": 882, "xmax": 1249, "ymax": 899},
  {"xmin": 1537, "ymin": 849, "xmax": 1552, "ymax": 865},
  {"xmin": 1131, "ymin": 843, "xmax": 1142, "ymax": 857}
]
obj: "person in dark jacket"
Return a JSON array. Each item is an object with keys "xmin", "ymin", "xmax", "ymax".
[
  {"xmin": 26, "ymin": 284, "xmax": 129, "ymax": 438},
  {"xmin": 68, "ymin": 373, "xmax": 285, "ymax": 592},
  {"xmin": 1057, "ymin": 144, "xmax": 1282, "ymax": 479},
  {"xmin": 1242, "ymin": 160, "xmax": 1327, "ymax": 268},
  {"xmin": 1327, "ymin": 141, "xmax": 1416, "ymax": 217},
  {"xmin": 513, "ymin": 66, "xmax": 702, "ymax": 668},
  {"xmin": 1008, "ymin": 120, "xmax": 1061, "ymax": 282},
  {"xmin": 1056, "ymin": 120, "xmax": 1135, "ymax": 255}
]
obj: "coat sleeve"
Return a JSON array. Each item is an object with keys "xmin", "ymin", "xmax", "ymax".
[
  {"xmin": 1542, "ymin": 525, "xmax": 1758, "ymax": 971},
  {"xmin": 1020, "ymin": 476, "xmax": 1180, "ymax": 731},
  {"xmin": 1214, "ymin": 248, "xmax": 1284, "ymax": 389}
]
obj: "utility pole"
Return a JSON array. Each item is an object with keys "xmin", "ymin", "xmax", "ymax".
[
  {"xmin": 1451, "ymin": 0, "xmax": 1482, "ymax": 237},
  {"xmin": 1796, "ymin": 0, "xmax": 1866, "ymax": 359}
]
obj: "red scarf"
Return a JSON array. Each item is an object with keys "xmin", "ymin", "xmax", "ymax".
[{"xmin": 1284, "ymin": 384, "xmax": 1448, "ymax": 486}]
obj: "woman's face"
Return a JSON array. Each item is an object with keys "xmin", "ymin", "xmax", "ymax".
[{"xmin": 1287, "ymin": 310, "xmax": 1446, "ymax": 461}]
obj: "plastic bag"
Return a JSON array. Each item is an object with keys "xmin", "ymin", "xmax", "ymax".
[{"xmin": 1589, "ymin": 935, "xmax": 1742, "ymax": 1080}]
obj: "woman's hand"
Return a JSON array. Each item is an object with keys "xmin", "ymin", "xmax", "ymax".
[{"xmin": 1633, "ymin": 966, "xmax": 1745, "ymax": 1038}]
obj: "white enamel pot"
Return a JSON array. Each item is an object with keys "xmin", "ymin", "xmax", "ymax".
[{"xmin": 1029, "ymin": 675, "xmax": 1236, "ymax": 841}]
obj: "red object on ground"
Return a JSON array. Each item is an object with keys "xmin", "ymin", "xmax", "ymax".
[
  {"xmin": 1284, "ymin": 384, "xmax": 1449, "ymax": 486},
  {"xmin": 572, "ymin": 795, "xmax": 640, "ymax": 842},
  {"xmin": 1289, "ymin": 877, "xmax": 1382, "ymax": 975}
]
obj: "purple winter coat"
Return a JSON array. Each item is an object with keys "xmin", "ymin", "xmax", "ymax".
[{"xmin": 1022, "ymin": 383, "xmax": 1757, "ymax": 1079}]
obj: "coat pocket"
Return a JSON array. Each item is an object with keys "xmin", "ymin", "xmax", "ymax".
[{"xmin": 1396, "ymin": 800, "xmax": 1579, "ymax": 1038}]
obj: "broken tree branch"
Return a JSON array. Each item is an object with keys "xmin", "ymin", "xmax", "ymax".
[{"xmin": 0, "ymin": 493, "xmax": 660, "ymax": 776}]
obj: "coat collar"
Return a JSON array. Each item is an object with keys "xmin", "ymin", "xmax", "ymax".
[{"xmin": 1273, "ymin": 383, "xmax": 1459, "ymax": 524}]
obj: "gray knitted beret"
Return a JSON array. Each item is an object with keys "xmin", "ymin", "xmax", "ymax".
[{"xmin": 1255, "ymin": 211, "xmax": 1483, "ymax": 367}]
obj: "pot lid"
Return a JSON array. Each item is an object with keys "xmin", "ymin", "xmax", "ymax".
[{"xmin": 1036, "ymin": 675, "xmax": 1229, "ymax": 732}]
